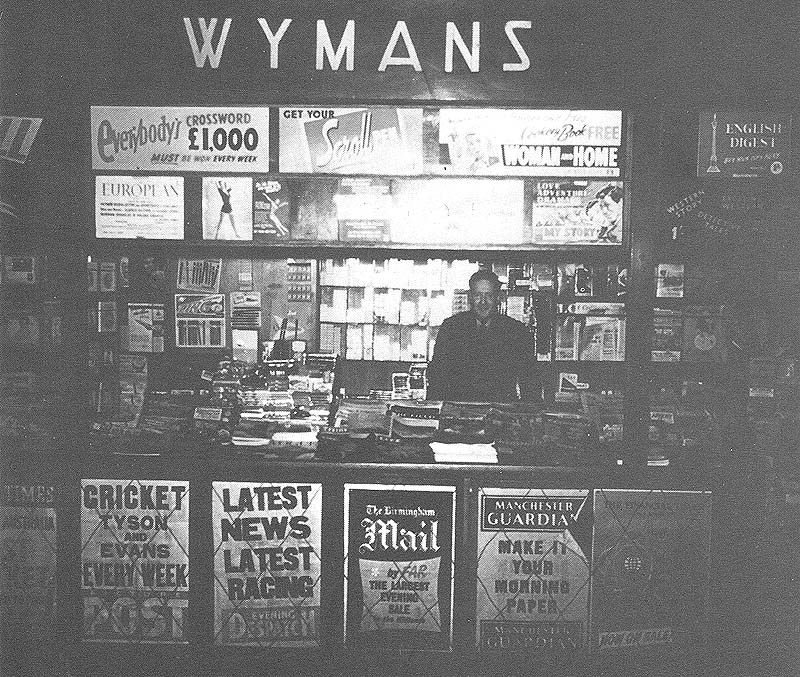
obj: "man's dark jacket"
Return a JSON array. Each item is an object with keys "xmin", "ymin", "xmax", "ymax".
[{"xmin": 426, "ymin": 311, "xmax": 540, "ymax": 402}]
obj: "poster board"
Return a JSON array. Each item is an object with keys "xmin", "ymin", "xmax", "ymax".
[
  {"xmin": 344, "ymin": 484, "xmax": 456, "ymax": 650},
  {"xmin": 590, "ymin": 489, "xmax": 712, "ymax": 652},
  {"xmin": 80, "ymin": 479, "xmax": 189, "ymax": 643},
  {"xmin": 212, "ymin": 482, "xmax": 322, "ymax": 647},
  {"xmin": 476, "ymin": 488, "xmax": 591, "ymax": 651},
  {"xmin": 0, "ymin": 483, "xmax": 57, "ymax": 632},
  {"xmin": 91, "ymin": 106, "xmax": 270, "ymax": 172}
]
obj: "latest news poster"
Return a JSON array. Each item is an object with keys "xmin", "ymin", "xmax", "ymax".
[
  {"xmin": 590, "ymin": 489, "xmax": 712, "ymax": 652},
  {"xmin": 91, "ymin": 106, "xmax": 270, "ymax": 173},
  {"xmin": 80, "ymin": 479, "xmax": 189, "ymax": 643},
  {"xmin": 697, "ymin": 111, "xmax": 791, "ymax": 179},
  {"xmin": 344, "ymin": 484, "xmax": 456, "ymax": 651},
  {"xmin": 212, "ymin": 482, "xmax": 323, "ymax": 647},
  {"xmin": 433, "ymin": 109, "xmax": 623, "ymax": 177},
  {"xmin": 530, "ymin": 180, "xmax": 624, "ymax": 245},
  {"xmin": 95, "ymin": 175, "xmax": 184, "ymax": 239},
  {"xmin": 476, "ymin": 488, "xmax": 592, "ymax": 652},
  {"xmin": 279, "ymin": 107, "xmax": 424, "ymax": 175},
  {"xmin": 0, "ymin": 483, "xmax": 57, "ymax": 632}
]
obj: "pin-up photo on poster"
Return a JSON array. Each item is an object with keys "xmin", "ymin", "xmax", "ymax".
[
  {"xmin": 80, "ymin": 479, "xmax": 189, "ymax": 643},
  {"xmin": 202, "ymin": 176, "xmax": 253, "ymax": 241},
  {"xmin": 95, "ymin": 176, "xmax": 184, "ymax": 239},
  {"xmin": 530, "ymin": 180, "xmax": 624, "ymax": 245},
  {"xmin": 476, "ymin": 488, "xmax": 591, "ymax": 652},
  {"xmin": 590, "ymin": 489, "xmax": 712, "ymax": 652},
  {"xmin": 0, "ymin": 483, "xmax": 57, "ymax": 633},
  {"xmin": 697, "ymin": 112, "xmax": 791, "ymax": 178},
  {"xmin": 212, "ymin": 482, "xmax": 322, "ymax": 647},
  {"xmin": 279, "ymin": 107, "xmax": 424, "ymax": 175},
  {"xmin": 91, "ymin": 106, "xmax": 270, "ymax": 172},
  {"xmin": 344, "ymin": 484, "xmax": 456, "ymax": 651},
  {"xmin": 430, "ymin": 109, "xmax": 623, "ymax": 177}
]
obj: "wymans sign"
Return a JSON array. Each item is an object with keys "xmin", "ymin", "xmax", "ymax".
[{"xmin": 182, "ymin": 18, "xmax": 537, "ymax": 73}]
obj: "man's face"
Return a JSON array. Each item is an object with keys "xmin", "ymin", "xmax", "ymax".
[{"xmin": 469, "ymin": 278, "xmax": 500, "ymax": 321}]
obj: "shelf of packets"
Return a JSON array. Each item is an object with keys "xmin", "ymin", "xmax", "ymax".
[
  {"xmin": 651, "ymin": 305, "xmax": 728, "ymax": 362},
  {"xmin": 748, "ymin": 350, "xmax": 800, "ymax": 465},
  {"xmin": 319, "ymin": 397, "xmax": 598, "ymax": 465},
  {"xmin": 647, "ymin": 380, "xmax": 723, "ymax": 467},
  {"xmin": 0, "ymin": 370, "xmax": 67, "ymax": 447},
  {"xmin": 318, "ymin": 258, "xmax": 478, "ymax": 361},
  {"xmin": 89, "ymin": 354, "xmax": 336, "ymax": 455},
  {"xmin": 555, "ymin": 302, "xmax": 626, "ymax": 361}
]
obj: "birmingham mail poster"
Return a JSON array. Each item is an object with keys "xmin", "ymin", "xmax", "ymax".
[
  {"xmin": 0, "ymin": 483, "xmax": 57, "ymax": 632},
  {"xmin": 212, "ymin": 482, "xmax": 322, "ymax": 647},
  {"xmin": 80, "ymin": 479, "xmax": 189, "ymax": 643},
  {"xmin": 430, "ymin": 109, "xmax": 623, "ymax": 177},
  {"xmin": 590, "ymin": 489, "xmax": 712, "ymax": 652},
  {"xmin": 91, "ymin": 106, "xmax": 270, "ymax": 172},
  {"xmin": 344, "ymin": 484, "xmax": 455, "ymax": 651},
  {"xmin": 279, "ymin": 107, "xmax": 424, "ymax": 174},
  {"xmin": 476, "ymin": 488, "xmax": 591, "ymax": 652}
]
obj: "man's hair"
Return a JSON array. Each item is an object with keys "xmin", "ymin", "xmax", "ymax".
[{"xmin": 469, "ymin": 268, "xmax": 501, "ymax": 291}]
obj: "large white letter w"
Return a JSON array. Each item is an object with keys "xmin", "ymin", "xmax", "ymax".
[{"xmin": 183, "ymin": 18, "xmax": 232, "ymax": 68}]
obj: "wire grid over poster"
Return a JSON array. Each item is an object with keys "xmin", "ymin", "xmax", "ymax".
[
  {"xmin": 590, "ymin": 489, "xmax": 712, "ymax": 652},
  {"xmin": 80, "ymin": 479, "xmax": 189, "ymax": 643},
  {"xmin": 212, "ymin": 482, "xmax": 322, "ymax": 647},
  {"xmin": 476, "ymin": 488, "xmax": 592, "ymax": 652},
  {"xmin": 343, "ymin": 484, "xmax": 456, "ymax": 651},
  {"xmin": 0, "ymin": 482, "xmax": 57, "ymax": 632}
]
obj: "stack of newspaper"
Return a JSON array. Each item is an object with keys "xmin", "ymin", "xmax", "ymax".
[{"xmin": 429, "ymin": 442, "xmax": 498, "ymax": 464}]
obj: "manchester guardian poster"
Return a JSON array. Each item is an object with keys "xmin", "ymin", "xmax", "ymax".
[{"xmin": 476, "ymin": 488, "xmax": 592, "ymax": 651}]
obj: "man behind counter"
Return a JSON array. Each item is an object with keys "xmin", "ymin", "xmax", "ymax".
[{"xmin": 427, "ymin": 269, "xmax": 541, "ymax": 402}]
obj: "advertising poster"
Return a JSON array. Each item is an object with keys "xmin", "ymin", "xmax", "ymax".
[
  {"xmin": 253, "ymin": 177, "xmax": 291, "ymax": 239},
  {"xmin": 476, "ymin": 488, "xmax": 591, "ymax": 652},
  {"xmin": 335, "ymin": 178, "xmax": 392, "ymax": 242},
  {"xmin": 127, "ymin": 303, "xmax": 164, "ymax": 353},
  {"xmin": 344, "ymin": 484, "xmax": 456, "ymax": 651},
  {"xmin": 590, "ymin": 489, "xmax": 712, "ymax": 652},
  {"xmin": 95, "ymin": 175, "xmax": 184, "ymax": 239},
  {"xmin": 430, "ymin": 109, "xmax": 623, "ymax": 177},
  {"xmin": 279, "ymin": 107, "xmax": 424, "ymax": 175},
  {"xmin": 202, "ymin": 176, "xmax": 253, "ymax": 241},
  {"xmin": 391, "ymin": 178, "xmax": 524, "ymax": 245},
  {"xmin": 697, "ymin": 112, "xmax": 791, "ymax": 178},
  {"xmin": 531, "ymin": 180, "xmax": 624, "ymax": 245},
  {"xmin": 174, "ymin": 294, "xmax": 225, "ymax": 348},
  {"xmin": 0, "ymin": 116, "xmax": 43, "ymax": 164},
  {"xmin": 91, "ymin": 106, "xmax": 270, "ymax": 172},
  {"xmin": 80, "ymin": 479, "xmax": 189, "ymax": 643},
  {"xmin": 212, "ymin": 482, "xmax": 322, "ymax": 647},
  {"xmin": 0, "ymin": 483, "xmax": 56, "ymax": 631}
]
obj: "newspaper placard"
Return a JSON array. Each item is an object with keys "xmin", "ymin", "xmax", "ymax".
[
  {"xmin": 174, "ymin": 294, "xmax": 225, "ymax": 348},
  {"xmin": 95, "ymin": 176, "xmax": 184, "ymax": 239},
  {"xmin": 80, "ymin": 479, "xmax": 189, "ymax": 643},
  {"xmin": 279, "ymin": 107, "xmax": 424, "ymax": 174},
  {"xmin": 531, "ymin": 180, "xmax": 624, "ymax": 245},
  {"xmin": 212, "ymin": 482, "xmax": 322, "ymax": 647},
  {"xmin": 431, "ymin": 109, "xmax": 623, "ymax": 177},
  {"xmin": 344, "ymin": 484, "xmax": 455, "ymax": 651},
  {"xmin": 476, "ymin": 489, "xmax": 591, "ymax": 652},
  {"xmin": 697, "ymin": 112, "xmax": 791, "ymax": 178},
  {"xmin": 590, "ymin": 489, "xmax": 712, "ymax": 652},
  {"xmin": 0, "ymin": 483, "xmax": 56, "ymax": 631},
  {"xmin": 91, "ymin": 106, "xmax": 269, "ymax": 172}
]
